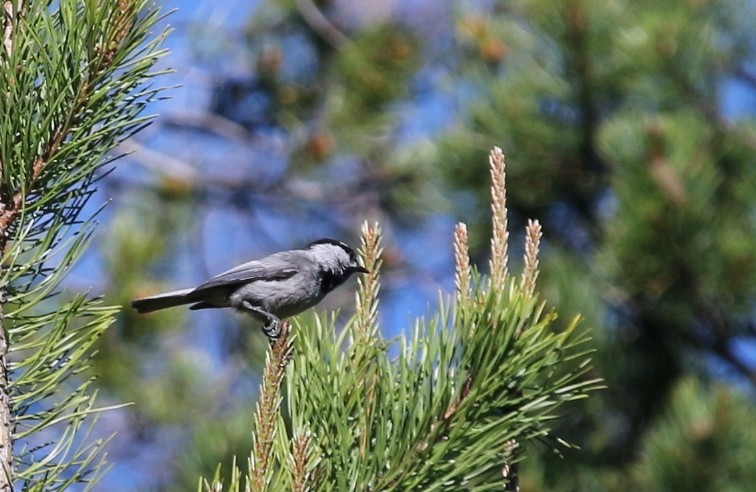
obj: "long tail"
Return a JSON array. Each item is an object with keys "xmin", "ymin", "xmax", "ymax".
[{"xmin": 131, "ymin": 288, "xmax": 198, "ymax": 313}]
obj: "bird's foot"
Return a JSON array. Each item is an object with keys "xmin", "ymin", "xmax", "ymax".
[
  {"xmin": 262, "ymin": 318, "xmax": 282, "ymax": 340},
  {"xmin": 241, "ymin": 302, "xmax": 282, "ymax": 341}
]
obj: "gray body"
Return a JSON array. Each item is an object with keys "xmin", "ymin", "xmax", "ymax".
[{"xmin": 131, "ymin": 239, "xmax": 368, "ymax": 338}]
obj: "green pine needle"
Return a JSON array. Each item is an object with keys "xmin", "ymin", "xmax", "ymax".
[{"xmin": 0, "ymin": 0, "xmax": 170, "ymax": 489}]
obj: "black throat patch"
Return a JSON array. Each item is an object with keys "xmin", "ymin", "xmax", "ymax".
[{"xmin": 319, "ymin": 267, "xmax": 347, "ymax": 294}]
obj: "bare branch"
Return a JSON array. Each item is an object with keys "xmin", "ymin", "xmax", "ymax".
[
  {"xmin": 160, "ymin": 110, "xmax": 258, "ymax": 143},
  {"xmin": 2, "ymin": 1, "xmax": 20, "ymax": 59},
  {"xmin": 502, "ymin": 439, "xmax": 520, "ymax": 491},
  {"xmin": 295, "ymin": 0, "xmax": 349, "ymax": 50}
]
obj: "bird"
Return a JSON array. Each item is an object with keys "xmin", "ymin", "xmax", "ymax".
[{"xmin": 130, "ymin": 238, "xmax": 369, "ymax": 339}]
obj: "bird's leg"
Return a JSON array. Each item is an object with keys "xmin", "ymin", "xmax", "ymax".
[{"xmin": 240, "ymin": 301, "xmax": 282, "ymax": 340}]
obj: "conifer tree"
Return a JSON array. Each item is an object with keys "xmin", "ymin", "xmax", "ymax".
[{"xmin": 0, "ymin": 0, "xmax": 167, "ymax": 488}]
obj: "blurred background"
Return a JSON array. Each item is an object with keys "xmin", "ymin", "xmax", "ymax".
[{"xmin": 76, "ymin": 0, "xmax": 755, "ymax": 490}]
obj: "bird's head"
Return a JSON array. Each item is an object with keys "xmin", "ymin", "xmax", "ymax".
[{"xmin": 306, "ymin": 238, "xmax": 369, "ymax": 287}]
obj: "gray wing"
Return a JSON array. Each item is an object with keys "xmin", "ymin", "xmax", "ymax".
[{"xmin": 191, "ymin": 251, "xmax": 301, "ymax": 293}]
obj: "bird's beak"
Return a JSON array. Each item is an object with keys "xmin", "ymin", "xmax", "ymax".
[{"xmin": 351, "ymin": 265, "xmax": 370, "ymax": 274}]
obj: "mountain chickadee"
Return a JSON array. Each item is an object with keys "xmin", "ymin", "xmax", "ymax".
[{"xmin": 131, "ymin": 238, "xmax": 369, "ymax": 339}]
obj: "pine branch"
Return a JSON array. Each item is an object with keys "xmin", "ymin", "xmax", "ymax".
[
  {"xmin": 454, "ymin": 222, "xmax": 471, "ymax": 303},
  {"xmin": 0, "ymin": 1, "xmax": 169, "ymax": 488},
  {"xmin": 489, "ymin": 146, "xmax": 509, "ymax": 288},
  {"xmin": 353, "ymin": 221, "xmax": 382, "ymax": 349},
  {"xmin": 0, "ymin": 2, "xmax": 23, "ymax": 488},
  {"xmin": 520, "ymin": 219, "xmax": 542, "ymax": 299},
  {"xmin": 0, "ymin": 1, "xmax": 140, "ymax": 236},
  {"xmin": 505, "ymin": 219, "xmax": 542, "ymax": 492},
  {"xmin": 290, "ymin": 430, "xmax": 316, "ymax": 492},
  {"xmin": 249, "ymin": 322, "xmax": 293, "ymax": 492}
]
